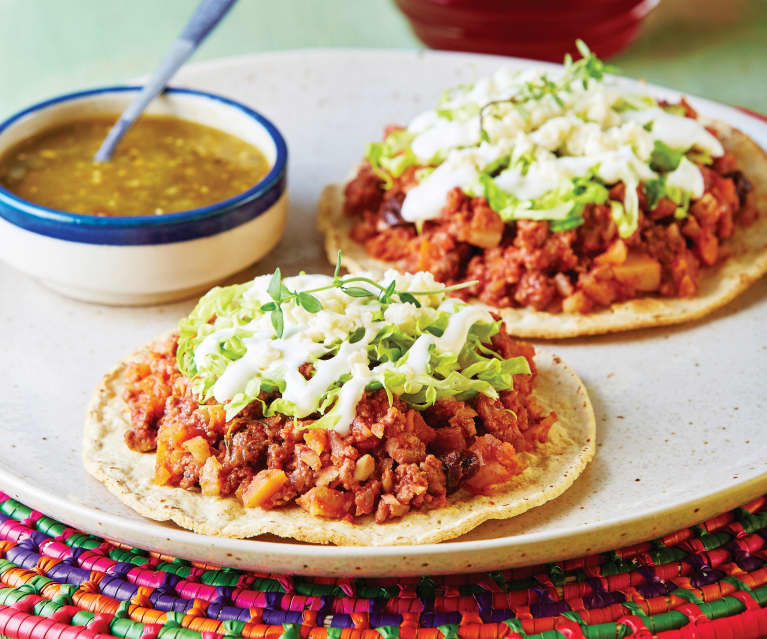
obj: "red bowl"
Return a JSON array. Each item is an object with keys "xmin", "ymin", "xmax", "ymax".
[{"xmin": 394, "ymin": 0, "xmax": 659, "ymax": 61}]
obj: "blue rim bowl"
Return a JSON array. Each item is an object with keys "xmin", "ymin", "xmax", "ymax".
[{"xmin": 0, "ymin": 86, "xmax": 288, "ymax": 245}]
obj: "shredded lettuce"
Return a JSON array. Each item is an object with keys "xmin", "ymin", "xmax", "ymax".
[
  {"xmin": 643, "ymin": 177, "xmax": 665, "ymax": 210},
  {"xmin": 642, "ymin": 176, "xmax": 691, "ymax": 219},
  {"xmin": 377, "ymin": 321, "xmax": 530, "ymax": 409},
  {"xmin": 177, "ymin": 282, "xmax": 255, "ymax": 397},
  {"xmin": 609, "ymin": 200, "xmax": 635, "ymax": 238},
  {"xmin": 650, "ymin": 140, "xmax": 685, "ymax": 172},
  {"xmin": 612, "ymin": 94, "xmax": 656, "ymax": 112},
  {"xmin": 480, "ymin": 172, "xmax": 520, "ymax": 218},
  {"xmin": 436, "ymin": 102, "xmax": 481, "ymax": 122},
  {"xmin": 176, "ymin": 280, "xmax": 531, "ymax": 425},
  {"xmin": 438, "ymin": 82, "xmax": 475, "ymax": 107},
  {"xmin": 661, "ymin": 103, "xmax": 688, "ymax": 117},
  {"xmin": 483, "ymin": 155, "xmax": 511, "ymax": 177},
  {"xmin": 414, "ymin": 166, "xmax": 435, "ymax": 182},
  {"xmin": 686, "ymin": 149, "xmax": 713, "ymax": 165},
  {"xmin": 365, "ymin": 129, "xmax": 419, "ymax": 186},
  {"xmin": 479, "ymin": 171, "xmax": 608, "ymax": 232}
]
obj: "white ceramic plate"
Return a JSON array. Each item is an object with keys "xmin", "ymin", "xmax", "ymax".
[{"xmin": 1, "ymin": 49, "xmax": 766, "ymax": 577}]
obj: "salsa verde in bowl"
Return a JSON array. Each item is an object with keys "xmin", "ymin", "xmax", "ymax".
[
  {"xmin": 0, "ymin": 86, "xmax": 288, "ymax": 305},
  {"xmin": 0, "ymin": 115, "xmax": 272, "ymax": 217}
]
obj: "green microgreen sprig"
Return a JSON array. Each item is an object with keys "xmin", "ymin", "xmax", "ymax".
[
  {"xmin": 566, "ymin": 39, "xmax": 619, "ymax": 88},
  {"xmin": 260, "ymin": 251, "xmax": 477, "ymax": 338}
]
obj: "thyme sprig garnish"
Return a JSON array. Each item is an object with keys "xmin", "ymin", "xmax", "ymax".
[{"xmin": 260, "ymin": 251, "xmax": 477, "ymax": 338}]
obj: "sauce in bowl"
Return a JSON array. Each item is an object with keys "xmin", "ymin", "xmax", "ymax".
[{"xmin": 0, "ymin": 115, "xmax": 271, "ymax": 216}]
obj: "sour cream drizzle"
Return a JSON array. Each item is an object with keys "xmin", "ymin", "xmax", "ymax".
[
  {"xmin": 399, "ymin": 66, "xmax": 724, "ymax": 223},
  {"xmin": 192, "ymin": 272, "xmax": 494, "ymax": 435},
  {"xmin": 403, "ymin": 305, "xmax": 493, "ymax": 376}
]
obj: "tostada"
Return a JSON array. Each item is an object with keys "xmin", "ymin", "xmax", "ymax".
[
  {"xmin": 84, "ymin": 260, "xmax": 595, "ymax": 545},
  {"xmin": 318, "ymin": 42, "xmax": 767, "ymax": 337}
]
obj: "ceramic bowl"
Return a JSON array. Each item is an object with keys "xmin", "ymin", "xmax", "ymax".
[
  {"xmin": 0, "ymin": 86, "xmax": 288, "ymax": 305},
  {"xmin": 394, "ymin": 0, "xmax": 659, "ymax": 62}
]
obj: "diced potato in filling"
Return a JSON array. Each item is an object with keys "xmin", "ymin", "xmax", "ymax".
[
  {"xmin": 242, "ymin": 470, "xmax": 289, "ymax": 508},
  {"xmin": 612, "ymin": 253, "xmax": 662, "ymax": 292},
  {"xmin": 182, "ymin": 436, "xmax": 210, "ymax": 464},
  {"xmin": 200, "ymin": 457, "xmax": 223, "ymax": 496}
]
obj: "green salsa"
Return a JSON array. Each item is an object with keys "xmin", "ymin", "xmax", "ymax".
[{"xmin": 0, "ymin": 115, "xmax": 271, "ymax": 216}]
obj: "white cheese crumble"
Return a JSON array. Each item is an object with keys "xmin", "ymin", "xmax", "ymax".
[{"xmin": 397, "ymin": 65, "xmax": 723, "ymax": 224}]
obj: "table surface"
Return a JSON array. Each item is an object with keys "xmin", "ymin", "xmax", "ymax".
[{"xmin": 0, "ymin": 0, "xmax": 765, "ymax": 120}]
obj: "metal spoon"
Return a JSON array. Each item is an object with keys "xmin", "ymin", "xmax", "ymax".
[{"xmin": 94, "ymin": 0, "xmax": 237, "ymax": 163}]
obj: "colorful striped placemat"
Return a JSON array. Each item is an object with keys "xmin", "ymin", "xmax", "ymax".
[{"xmin": 0, "ymin": 491, "xmax": 766, "ymax": 639}]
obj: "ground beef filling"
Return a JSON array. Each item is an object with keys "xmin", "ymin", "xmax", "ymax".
[
  {"xmin": 345, "ymin": 119, "xmax": 757, "ymax": 314},
  {"xmin": 123, "ymin": 330, "xmax": 556, "ymax": 523}
]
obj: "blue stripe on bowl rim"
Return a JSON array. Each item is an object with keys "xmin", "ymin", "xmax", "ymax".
[{"xmin": 0, "ymin": 86, "xmax": 288, "ymax": 246}]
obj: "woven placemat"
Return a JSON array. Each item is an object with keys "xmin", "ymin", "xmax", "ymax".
[{"xmin": 1, "ymin": 491, "xmax": 766, "ymax": 639}]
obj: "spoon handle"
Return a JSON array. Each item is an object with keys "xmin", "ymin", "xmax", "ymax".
[{"xmin": 94, "ymin": 0, "xmax": 237, "ymax": 163}]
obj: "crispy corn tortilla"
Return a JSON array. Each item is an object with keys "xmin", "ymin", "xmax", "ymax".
[
  {"xmin": 318, "ymin": 120, "xmax": 767, "ymax": 338},
  {"xmin": 83, "ymin": 340, "xmax": 595, "ymax": 546}
]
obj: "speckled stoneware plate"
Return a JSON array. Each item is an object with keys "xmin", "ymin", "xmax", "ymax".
[{"xmin": 1, "ymin": 49, "xmax": 765, "ymax": 577}]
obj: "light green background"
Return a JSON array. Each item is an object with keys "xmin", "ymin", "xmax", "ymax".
[{"xmin": 0, "ymin": 0, "xmax": 765, "ymax": 120}]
